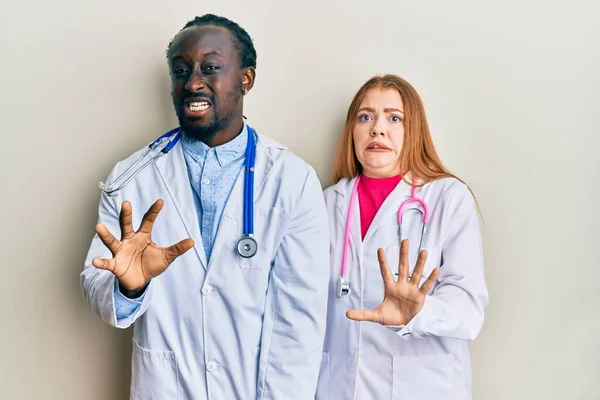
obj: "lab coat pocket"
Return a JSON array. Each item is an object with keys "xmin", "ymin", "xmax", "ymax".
[
  {"xmin": 131, "ymin": 338, "xmax": 179, "ymax": 400},
  {"xmin": 314, "ymin": 352, "xmax": 329, "ymax": 400},
  {"xmin": 392, "ymin": 355, "xmax": 453, "ymax": 400},
  {"xmin": 384, "ymin": 246, "xmax": 439, "ymax": 284},
  {"xmin": 236, "ymin": 207, "xmax": 285, "ymax": 270}
]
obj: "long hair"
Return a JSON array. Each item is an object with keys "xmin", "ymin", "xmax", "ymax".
[{"xmin": 332, "ymin": 74, "xmax": 471, "ymax": 194}]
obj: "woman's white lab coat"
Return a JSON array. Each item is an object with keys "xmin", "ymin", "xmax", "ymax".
[
  {"xmin": 316, "ymin": 176, "xmax": 489, "ymax": 400},
  {"xmin": 80, "ymin": 129, "xmax": 330, "ymax": 400}
]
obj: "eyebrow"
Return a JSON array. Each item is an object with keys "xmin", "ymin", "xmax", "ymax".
[
  {"xmin": 202, "ymin": 51, "xmax": 223, "ymax": 58},
  {"xmin": 170, "ymin": 51, "xmax": 223, "ymax": 63},
  {"xmin": 358, "ymin": 107, "xmax": 404, "ymax": 114}
]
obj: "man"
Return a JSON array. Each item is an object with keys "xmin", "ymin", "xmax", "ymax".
[{"xmin": 80, "ymin": 14, "xmax": 330, "ymax": 399}]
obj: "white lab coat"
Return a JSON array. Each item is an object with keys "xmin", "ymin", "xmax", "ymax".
[
  {"xmin": 80, "ymin": 128, "xmax": 330, "ymax": 400},
  {"xmin": 316, "ymin": 176, "xmax": 489, "ymax": 400}
]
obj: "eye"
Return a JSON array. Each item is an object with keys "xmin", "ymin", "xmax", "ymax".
[
  {"xmin": 357, "ymin": 114, "xmax": 373, "ymax": 122},
  {"xmin": 390, "ymin": 115, "xmax": 403, "ymax": 123},
  {"xmin": 202, "ymin": 65, "xmax": 221, "ymax": 74},
  {"xmin": 172, "ymin": 66, "xmax": 189, "ymax": 76}
]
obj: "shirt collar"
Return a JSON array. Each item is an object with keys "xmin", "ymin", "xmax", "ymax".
[{"xmin": 181, "ymin": 123, "xmax": 249, "ymax": 167}]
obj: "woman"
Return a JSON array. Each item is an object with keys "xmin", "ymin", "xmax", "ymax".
[{"xmin": 316, "ymin": 74, "xmax": 489, "ymax": 400}]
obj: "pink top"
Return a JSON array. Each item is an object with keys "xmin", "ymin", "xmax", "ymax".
[{"xmin": 357, "ymin": 174, "xmax": 403, "ymax": 239}]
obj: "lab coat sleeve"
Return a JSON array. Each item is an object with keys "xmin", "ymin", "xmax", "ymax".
[
  {"xmin": 79, "ymin": 165, "xmax": 154, "ymax": 329},
  {"xmin": 257, "ymin": 168, "xmax": 330, "ymax": 400},
  {"xmin": 113, "ymin": 278, "xmax": 147, "ymax": 319},
  {"xmin": 395, "ymin": 183, "xmax": 489, "ymax": 340}
]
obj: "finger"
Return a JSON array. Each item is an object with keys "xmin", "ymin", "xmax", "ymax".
[
  {"xmin": 163, "ymin": 238, "xmax": 195, "ymax": 265},
  {"xmin": 119, "ymin": 201, "xmax": 134, "ymax": 239},
  {"xmin": 410, "ymin": 248, "xmax": 428, "ymax": 284},
  {"xmin": 419, "ymin": 266, "xmax": 440, "ymax": 294},
  {"xmin": 397, "ymin": 239, "xmax": 410, "ymax": 281},
  {"xmin": 139, "ymin": 199, "xmax": 164, "ymax": 234},
  {"xmin": 95, "ymin": 223, "xmax": 122, "ymax": 254},
  {"xmin": 92, "ymin": 257, "xmax": 117, "ymax": 273},
  {"xmin": 376, "ymin": 248, "xmax": 395, "ymax": 285},
  {"xmin": 346, "ymin": 309, "xmax": 379, "ymax": 323}
]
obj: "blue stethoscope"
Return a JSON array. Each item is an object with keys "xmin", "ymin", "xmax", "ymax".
[{"xmin": 98, "ymin": 126, "xmax": 259, "ymax": 258}]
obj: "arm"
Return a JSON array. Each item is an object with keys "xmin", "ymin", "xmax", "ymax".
[
  {"xmin": 79, "ymin": 166, "xmax": 154, "ymax": 328},
  {"xmin": 395, "ymin": 184, "xmax": 489, "ymax": 340},
  {"xmin": 257, "ymin": 169, "xmax": 330, "ymax": 400}
]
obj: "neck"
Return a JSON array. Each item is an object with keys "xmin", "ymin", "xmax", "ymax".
[
  {"xmin": 362, "ymin": 167, "xmax": 403, "ymax": 179},
  {"xmin": 184, "ymin": 115, "xmax": 244, "ymax": 147},
  {"xmin": 207, "ymin": 116, "xmax": 244, "ymax": 147}
]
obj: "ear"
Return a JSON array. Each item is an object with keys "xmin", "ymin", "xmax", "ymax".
[{"xmin": 242, "ymin": 67, "xmax": 256, "ymax": 94}]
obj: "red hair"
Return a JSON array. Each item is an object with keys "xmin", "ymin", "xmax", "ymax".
[{"xmin": 333, "ymin": 74, "xmax": 471, "ymax": 195}]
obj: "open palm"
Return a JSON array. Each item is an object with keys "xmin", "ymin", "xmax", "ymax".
[
  {"xmin": 92, "ymin": 199, "xmax": 194, "ymax": 292},
  {"xmin": 346, "ymin": 239, "xmax": 439, "ymax": 326}
]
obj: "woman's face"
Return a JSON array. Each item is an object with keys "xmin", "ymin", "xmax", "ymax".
[{"xmin": 352, "ymin": 87, "xmax": 405, "ymax": 178}]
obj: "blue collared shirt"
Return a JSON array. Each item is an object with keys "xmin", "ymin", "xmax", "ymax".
[{"xmin": 113, "ymin": 124, "xmax": 249, "ymax": 319}]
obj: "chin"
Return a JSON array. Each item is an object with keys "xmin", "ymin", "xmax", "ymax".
[
  {"xmin": 362, "ymin": 157, "xmax": 396, "ymax": 169},
  {"xmin": 180, "ymin": 119, "xmax": 220, "ymax": 141}
]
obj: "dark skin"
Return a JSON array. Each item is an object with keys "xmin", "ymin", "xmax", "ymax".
[
  {"xmin": 168, "ymin": 25, "xmax": 256, "ymax": 146},
  {"xmin": 92, "ymin": 25, "xmax": 256, "ymax": 296},
  {"xmin": 346, "ymin": 239, "xmax": 440, "ymax": 326}
]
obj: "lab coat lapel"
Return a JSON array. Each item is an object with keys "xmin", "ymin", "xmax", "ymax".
[
  {"xmin": 208, "ymin": 135, "xmax": 273, "ymax": 269},
  {"xmin": 362, "ymin": 179, "xmax": 411, "ymax": 244},
  {"xmin": 154, "ymin": 140, "xmax": 208, "ymax": 269},
  {"xmin": 334, "ymin": 177, "xmax": 363, "ymax": 260}
]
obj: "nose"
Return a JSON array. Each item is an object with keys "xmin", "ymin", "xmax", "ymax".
[
  {"xmin": 370, "ymin": 129, "xmax": 385, "ymax": 137},
  {"xmin": 184, "ymin": 69, "xmax": 205, "ymax": 93},
  {"xmin": 370, "ymin": 117, "xmax": 386, "ymax": 137}
]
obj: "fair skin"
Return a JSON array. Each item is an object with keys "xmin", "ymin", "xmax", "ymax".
[
  {"xmin": 352, "ymin": 87, "xmax": 405, "ymax": 179},
  {"xmin": 346, "ymin": 87, "xmax": 440, "ymax": 326}
]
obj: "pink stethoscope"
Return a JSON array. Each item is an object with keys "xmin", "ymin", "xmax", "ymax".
[{"xmin": 336, "ymin": 174, "xmax": 430, "ymax": 298}]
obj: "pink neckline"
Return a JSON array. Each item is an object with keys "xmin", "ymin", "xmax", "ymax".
[{"xmin": 359, "ymin": 174, "xmax": 403, "ymax": 190}]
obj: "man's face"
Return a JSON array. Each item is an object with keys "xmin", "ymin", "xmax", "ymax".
[{"xmin": 168, "ymin": 25, "xmax": 246, "ymax": 142}]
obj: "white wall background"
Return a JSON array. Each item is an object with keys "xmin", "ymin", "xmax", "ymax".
[{"xmin": 1, "ymin": 0, "xmax": 598, "ymax": 399}]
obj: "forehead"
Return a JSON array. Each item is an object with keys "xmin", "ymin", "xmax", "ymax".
[
  {"xmin": 360, "ymin": 87, "xmax": 404, "ymax": 109},
  {"xmin": 169, "ymin": 25, "xmax": 238, "ymax": 63}
]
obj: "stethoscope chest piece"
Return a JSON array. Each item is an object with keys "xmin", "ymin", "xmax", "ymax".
[
  {"xmin": 336, "ymin": 276, "xmax": 350, "ymax": 298},
  {"xmin": 237, "ymin": 234, "xmax": 258, "ymax": 258}
]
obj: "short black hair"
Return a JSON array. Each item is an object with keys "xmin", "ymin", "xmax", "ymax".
[{"xmin": 166, "ymin": 14, "xmax": 257, "ymax": 69}]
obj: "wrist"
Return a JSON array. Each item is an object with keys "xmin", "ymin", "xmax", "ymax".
[{"xmin": 118, "ymin": 282, "xmax": 148, "ymax": 299}]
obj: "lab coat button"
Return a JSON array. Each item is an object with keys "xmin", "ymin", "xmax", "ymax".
[
  {"xmin": 202, "ymin": 286, "xmax": 212, "ymax": 295},
  {"xmin": 206, "ymin": 361, "xmax": 216, "ymax": 372}
]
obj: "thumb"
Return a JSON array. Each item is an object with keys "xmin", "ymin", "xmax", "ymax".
[
  {"xmin": 92, "ymin": 258, "xmax": 116, "ymax": 273},
  {"xmin": 346, "ymin": 309, "xmax": 379, "ymax": 323},
  {"xmin": 163, "ymin": 238, "xmax": 195, "ymax": 265}
]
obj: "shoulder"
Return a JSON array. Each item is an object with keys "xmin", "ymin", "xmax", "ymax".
[
  {"xmin": 323, "ymin": 177, "xmax": 350, "ymax": 198},
  {"xmin": 425, "ymin": 176, "xmax": 471, "ymax": 197},
  {"xmin": 323, "ymin": 185, "xmax": 336, "ymax": 199},
  {"xmin": 322, "ymin": 178, "xmax": 355, "ymax": 210},
  {"xmin": 257, "ymin": 130, "xmax": 318, "ymax": 183},
  {"xmin": 424, "ymin": 176, "xmax": 478, "ymax": 216},
  {"xmin": 254, "ymin": 130, "xmax": 329, "ymax": 216},
  {"xmin": 323, "ymin": 185, "xmax": 337, "ymax": 206}
]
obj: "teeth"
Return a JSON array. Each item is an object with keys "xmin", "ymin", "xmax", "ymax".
[{"xmin": 188, "ymin": 102, "xmax": 210, "ymax": 111}]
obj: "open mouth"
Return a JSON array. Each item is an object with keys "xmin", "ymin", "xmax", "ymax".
[
  {"xmin": 183, "ymin": 98, "xmax": 212, "ymax": 117},
  {"xmin": 187, "ymin": 101, "xmax": 211, "ymax": 112}
]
